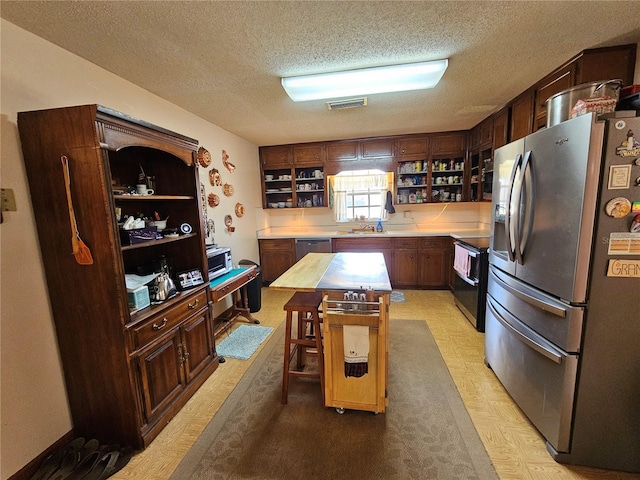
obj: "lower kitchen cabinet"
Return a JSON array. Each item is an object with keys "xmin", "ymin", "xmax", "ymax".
[
  {"xmin": 259, "ymin": 238, "xmax": 296, "ymax": 283},
  {"xmin": 447, "ymin": 238, "xmax": 456, "ymax": 291},
  {"xmin": 393, "ymin": 238, "xmax": 419, "ymax": 287},
  {"xmin": 418, "ymin": 237, "xmax": 449, "ymax": 288}
]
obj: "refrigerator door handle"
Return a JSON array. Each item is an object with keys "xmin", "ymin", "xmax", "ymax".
[
  {"xmin": 491, "ymin": 268, "xmax": 567, "ymax": 318},
  {"xmin": 487, "ymin": 297, "xmax": 563, "ymax": 364},
  {"xmin": 505, "ymin": 153, "xmax": 522, "ymax": 262},
  {"xmin": 515, "ymin": 150, "xmax": 534, "ymax": 264}
]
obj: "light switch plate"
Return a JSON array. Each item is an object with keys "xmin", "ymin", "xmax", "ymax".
[{"xmin": 1, "ymin": 188, "xmax": 17, "ymax": 211}]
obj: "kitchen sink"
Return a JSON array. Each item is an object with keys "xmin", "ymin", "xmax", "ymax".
[{"xmin": 336, "ymin": 229, "xmax": 387, "ymax": 235}]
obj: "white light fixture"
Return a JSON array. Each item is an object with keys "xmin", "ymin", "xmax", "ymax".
[{"xmin": 281, "ymin": 59, "xmax": 448, "ymax": 102}]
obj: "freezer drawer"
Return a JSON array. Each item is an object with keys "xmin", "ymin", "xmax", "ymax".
[
  {"xmin": 485, "ymin": 294, "xmax": 578, "ymax": 453},
  {"xmin": 488, "ymin": 266, "xmax": 584, "ymax": 353}
]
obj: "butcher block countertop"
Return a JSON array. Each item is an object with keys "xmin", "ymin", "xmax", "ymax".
[
  {"xmin": 269, "ymin": 252, "xmax": 392, "ymax": 293},
  {"xmin": 257, "ymin": 223, "xmax": 490, "ymax": 240}
]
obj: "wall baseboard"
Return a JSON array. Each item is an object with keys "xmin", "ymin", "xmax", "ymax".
[{"xmin": 8, "ymin": 430, "xmax": 75, "ymax": 480}]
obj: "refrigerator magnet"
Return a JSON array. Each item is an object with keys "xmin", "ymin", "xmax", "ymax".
[
  {"xmin": 605, "ymin": 197, "xmax": 632, "ymax": 218},
  {"xmin": 608, "ymin": 165, "xmax": 632, "ymax": 189}
]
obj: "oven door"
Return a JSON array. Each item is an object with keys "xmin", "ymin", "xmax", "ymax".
[{"xmin": 454, "ymin": 269, "xmax": 479, "ymax": 328}]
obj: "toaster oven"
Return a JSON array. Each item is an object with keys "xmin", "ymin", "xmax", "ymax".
[{"xmin": 206, "ymin": 246, "xmax": 232, "ymax": 280}]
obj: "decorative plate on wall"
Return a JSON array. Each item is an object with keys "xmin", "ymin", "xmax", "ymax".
[
  {"xmin": 209, "ymin": 168, "xmax": 222, "ymax": 186},
  {"xmin": 207, "ymin": 193, "xmax": 220, "ymax": 207},
  {"xmin": 197, "ymin": 147, "xmax": 212, "ymax": 167},
  {"xmin": 235, "ymin": 202, "xmax": 245, "ymax": 217}
]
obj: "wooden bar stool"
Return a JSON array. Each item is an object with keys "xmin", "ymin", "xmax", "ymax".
[{"xmin": 282, "ymin": 291, "xmax": 324, "ymax": 405}]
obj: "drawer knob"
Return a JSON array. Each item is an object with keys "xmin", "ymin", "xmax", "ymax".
[
  {"xmin": 152, "ymin": 318, "xmax": 168, "ymax": 330},
  {"xmin": 188, "ymin": 299, "xmax": 200, "ymax": 309}
]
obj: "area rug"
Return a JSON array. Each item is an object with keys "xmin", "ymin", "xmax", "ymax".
[
  {"xmin": 215, "ymin": 325, "xmax": 274, "ymax": 360},
  {"xmin": 171, "ymin": 320, "xmax": 497, "ymax": 480},
  {"xmin": 390, "ymin": 290, "xmax": 405, "ymax": 302}
]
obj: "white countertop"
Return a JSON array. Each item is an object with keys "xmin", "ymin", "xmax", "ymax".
[{"xmin": 257, "ymin": 223, "xmax": 490, "ymax": 240}]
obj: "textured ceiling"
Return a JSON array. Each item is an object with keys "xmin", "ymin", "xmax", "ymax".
[{"xmin": 2, "ymin": 1, "xmax": 640, "ymax": 146}]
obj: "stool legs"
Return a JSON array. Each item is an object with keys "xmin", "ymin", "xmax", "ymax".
[{"xmin": 281, "ymin": 307, "xmax": 324, "ymax": 406}]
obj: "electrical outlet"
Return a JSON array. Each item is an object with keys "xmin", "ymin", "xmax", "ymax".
[
  {"xmin": 403, "ymin": 211, "xmax": 411, "ymax": 218},
  {"xmin": 1, "ymin": 188, "xmax": 17, "ymax": 211}
]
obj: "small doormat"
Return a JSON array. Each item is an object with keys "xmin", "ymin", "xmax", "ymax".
[
  {"xmin": 216, "ymin": 325, "xmax": 274, "ymax": 360},
  {"xmin": 390, "ymin": 290, "xmax": 405, "ymax": 302}
]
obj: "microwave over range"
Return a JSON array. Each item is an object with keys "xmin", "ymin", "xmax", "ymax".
[{"xmin": 206, "ymin": 246, "xmax": 232, "ymax": 280}]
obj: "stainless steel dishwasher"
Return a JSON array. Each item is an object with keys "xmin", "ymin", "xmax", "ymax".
[{"xmin": 295, "ymin": 238, "xmax": 332, "ymax": 260}]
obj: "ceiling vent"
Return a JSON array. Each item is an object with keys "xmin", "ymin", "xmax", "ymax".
[{"xmin": 326, "ymin": 97, "xmax": 368, "ymax": 111}]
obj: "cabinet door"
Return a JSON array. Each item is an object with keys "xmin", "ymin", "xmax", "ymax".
[
  {"xmin": 418, "ymin": 238, "xmax": 448, "ymax": 288},
  {"xmin": 259, "ymin": 239, "xmax": 296, "ymax": 283},
  {"xmin": 431, "ymin": 132, "xmax": 466, "ymax": 156},
  {"xmin": 181, "ymin": 310, "xmax": 215, "ymax": 383},
  {"xmin": 260, "ymin": 145, "xmax": 292, "ymax": 168},
  {"xmin": 136, "ymin": 328, "xmax": 185, "ymax": 423},
  {"xmin": 535, "ymin": 65, "xmax": 575, "ymax": 131},
  {"xmin": 492, "ymin": 108, "xmax": 509, "ymax": 151},
  {"xmin": 293, "ymin": 144, "xmax": 324, "ymax": 166},
  {"xmin": 361, "ymin": 138, "xmax": 394, "ymax": 159},
  {"xmin": 396, "ymin": 136, "xmax": 429, "ymax": 159},
  {"xmin": 393, "ymin": 238, "xmax": 419, "ymax": 287},
  {"xmin": 326, "ymin": 140, "xmax": 359, "ymax": 162},
  {"xmin": 510, "ymin": 90, "xmax": 535, "ymax": 142},
  {"xmin": 479, "ymin": 118, "xmax": 493, "ymax": 148}
]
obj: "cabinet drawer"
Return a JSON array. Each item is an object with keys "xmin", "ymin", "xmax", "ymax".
[
  {"xmin": 259, "ymin": 238, "xmax": 295, "ymax": 251},
  {"xmin": 132, "ymin": 291, "xmax": 208, "ymax": 349},
  {"xmin": 419, "ymin": 237, "xmax": 448, "ymax": 250},
  {"xmin": 395, "ymin": 237, "xmax": 418, "ymax": 249},
  {"xmin": 333, "ymin": 237, "xmax": 393, "ymax": 250},
  {"xmin": 210, "ymin": 267, "xmax": 257, "ymax": 302}
]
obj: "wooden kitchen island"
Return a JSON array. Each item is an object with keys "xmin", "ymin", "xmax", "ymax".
[{"xmin": 270, "ymin": 252, "xmax": 392, "ymax": 414}]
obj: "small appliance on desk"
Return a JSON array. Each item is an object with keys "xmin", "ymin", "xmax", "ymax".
[{"xmin": 206, "ymin": 245, "xmax": 232, "ymax": 280}]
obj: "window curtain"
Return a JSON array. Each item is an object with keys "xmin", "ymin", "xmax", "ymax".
[{"xmin": 333, "ymin": 172, "xmax": 388, "ymax": 222}]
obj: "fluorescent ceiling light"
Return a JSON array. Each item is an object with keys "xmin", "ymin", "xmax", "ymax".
[{"xmin": 281, "ymin": 59, "xmax": 448, "ymax": 102}]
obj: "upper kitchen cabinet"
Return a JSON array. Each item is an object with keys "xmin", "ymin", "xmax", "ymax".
[
  {"xmin": 430, "ymin": 131, "xmax": 467, "ymax": 156},
  {"xmin": 533, "ymin": 44, "xmax": 636, "ymax": 131},
  {"xmin": 17, "ymin": 105, "xmax": 217, "ymax": 449},
  {"xmin": 492, "ymin": 108, "xmax": 509, "ymax": 151},
  {"xmin": 396, "ymin": 135, "xmax": 430, "ymax": 160},
  {"xmin": 509, "ymin": 89, "xmax": 535, "ymax": 142},
  {"xmin": 292, "ymin": 143, "xmax": 325, "ymax": 166},
  {"xmin": 478, "ymin": 118, "xmax": 493, "ymax": 149},
  {"xmin": 260, "ymin": 145, "xmax": 292, "ymax": 169},
  {"xmin": 361, "ymin": 137, "xmax": 394, "ymax": 159},
  {"xmin": 326, "ymin": 139, "xmax": 359, "ymax": 162}
]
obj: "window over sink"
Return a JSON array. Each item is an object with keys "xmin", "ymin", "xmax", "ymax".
[{"xmin": 331, "ymin": 170, "xmax": 393, "ymax": 222}]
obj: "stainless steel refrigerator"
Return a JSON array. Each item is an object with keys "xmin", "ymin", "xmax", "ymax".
[{"xmin": 485, "ymin": 112, "xmax": 640, "ymax": 472}]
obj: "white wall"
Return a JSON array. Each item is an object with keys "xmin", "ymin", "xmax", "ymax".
[{"xmin": 0, "ymin": 20, "xmax": 262, "ymax": 479}]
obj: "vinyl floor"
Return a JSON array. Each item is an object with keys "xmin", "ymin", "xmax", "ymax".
[{"xmin": 111, "ymin": 288, "xmax": 639, "ymax": 480}]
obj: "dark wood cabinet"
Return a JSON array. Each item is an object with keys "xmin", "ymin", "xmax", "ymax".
[
  {"xmin": 534, "ymin": 64, "xmax": 576, "ymax": 131},
  {"xmin": 326, "ymin": 140, "xmax": 359, "ymax": 162},
  {"xmin": 393, "ymin": 238, "xmax": 419, "ymax": 287},
  {"xmin": 396, "ymin": 135, "xmax": 429, "ymax": 159},
  {"xmin": 431, "ymin": 132, "xmax": 467, "ymax": 156},
  {"xmin": 492, "ymin": 108, "xmax": 509, "ymax": 151},
  {"xmin": 510, "ymin": 90, "xmax": 535, "ymax": 142},
  {"xmin": 259, "ymin": 238, "xmax": 296, "ymax": 283},
  {"xmin": 260, "ymin": 145, "xmax": 292, "ymax": 168},
  {"xmin": 361, "ymin": 138, "xmax": 394, "ymax": 159},
  {"xmin": 293, "ymin": 143, "xmax": 324, "ymax": 165},
  {"xmin": 418, "ymin": 237, "xmax": 448, "ymax": 288},
  {"xmin": 17, "ymin": 105, "xmax": 218, "ymax": 450}
]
